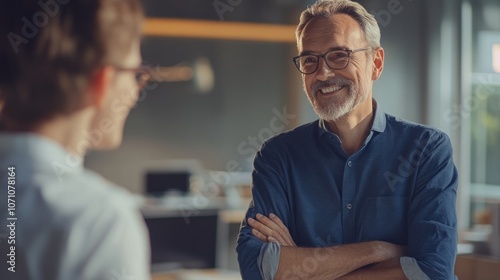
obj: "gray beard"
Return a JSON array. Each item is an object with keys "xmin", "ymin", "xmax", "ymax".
[
  {"xmin": 311, "ymin": 85, "xmax": 358, "ymax": 121},
  {"xmin": 307, "ymin": 81, "xmax": 369, "ymax": 121}
]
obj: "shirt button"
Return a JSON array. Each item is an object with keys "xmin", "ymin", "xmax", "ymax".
[
  {"xmin": 347, "ymin": 161, "xmax": 353, "ymax": 167},
  {"xmin": 347, "ymin": 203, "xmax": 353, "ymax": 210}
]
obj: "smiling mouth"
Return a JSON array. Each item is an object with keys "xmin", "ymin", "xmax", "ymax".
[{"xmin": 319, "ymin": 85, "xmax": 345, "ymax": 95}]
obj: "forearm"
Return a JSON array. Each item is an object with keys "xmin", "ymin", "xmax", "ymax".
[
  {"xmin": 336, "ymin": 258, "xmax": 407, "ymax": 280},
  {"xmin": 275, "ymin": 241, "xmax": 403, "ymax": 280}
]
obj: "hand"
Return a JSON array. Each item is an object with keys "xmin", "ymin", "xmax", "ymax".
[{"xmin": 248, "ymin": 213, "xmax": 296, "ymax": 246}]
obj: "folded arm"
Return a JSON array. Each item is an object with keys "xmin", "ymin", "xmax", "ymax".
[
  {"xmin": 275, "ymin": 243, "xmax": 405, "ymax": 280},
  {"xmin": 250, "ymin": 213, "xmax": 406, "ymax": 280},
  {"xmin": 336, "ymin": 258, "xmax": 407, "ymax": 280}
]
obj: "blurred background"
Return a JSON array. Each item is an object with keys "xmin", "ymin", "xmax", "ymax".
[{"xmin": 82, "ymin": 0, "xmax": 500, "ymax": 279}]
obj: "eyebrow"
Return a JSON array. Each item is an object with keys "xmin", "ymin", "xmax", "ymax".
[{"xmin": 298, "ymin": 46, "xmax": 349, "ymax": 56}]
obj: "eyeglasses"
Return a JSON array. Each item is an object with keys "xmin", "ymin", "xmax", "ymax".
[
  {"xmin": 292, "ymin": 47, "xmax": 373, "ymax": 74},
  {"xmin": 113, "ymin": 64, "xmax": 154, "ymax": 89}
]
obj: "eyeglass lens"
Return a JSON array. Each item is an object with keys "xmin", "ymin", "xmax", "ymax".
[{"xmin": 297, "ymin": 50, "xmax": 350, "ymax": 74}]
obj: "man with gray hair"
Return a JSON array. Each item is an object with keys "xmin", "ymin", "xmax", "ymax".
[{"xmin": 237, "ymin": 0, "xmax": 457, "ymax": 279}]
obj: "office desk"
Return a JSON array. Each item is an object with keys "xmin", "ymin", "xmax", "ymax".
[
  {"xmin": 152, "ymin": 269, "xmax": 241, "ymax": 280},
  {"xmin": 455, "ymin": 254, "xmax": 500, "ymax": 280}
]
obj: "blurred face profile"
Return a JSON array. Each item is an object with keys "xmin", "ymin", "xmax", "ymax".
[{"xmin": 90, "ymin": 41, "xmax": 143, "ymax": 150}]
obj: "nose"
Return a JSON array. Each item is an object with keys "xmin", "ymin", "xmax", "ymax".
[{"xmin": 315, "ymin": 57, "xmax": 335, "ymax": 81}]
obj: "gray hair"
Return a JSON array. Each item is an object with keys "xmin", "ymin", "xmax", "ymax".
[{"xmin": 296, "ymin": 0, "xmax": 381, "ymax": 48}]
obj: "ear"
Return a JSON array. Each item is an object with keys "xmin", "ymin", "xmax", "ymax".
[
  {"xmin": 371, "ymin": 47, "xmax": 385, "ymax": 81},
  {"xmin": 88, "ymin": 66, "xmax": 114, "ymax": 108}
]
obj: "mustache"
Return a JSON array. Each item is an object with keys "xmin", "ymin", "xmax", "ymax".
[{"xmin": 311, "ymin": 77, "xmax": 353, "ymax": 93}]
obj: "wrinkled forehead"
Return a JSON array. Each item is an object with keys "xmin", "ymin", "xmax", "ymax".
[{"xmin": 298, "ymin": 14, "xmax": 366, "ymax": 53}]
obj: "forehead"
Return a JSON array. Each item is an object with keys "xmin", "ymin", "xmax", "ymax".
[{"xmin": 298, "ymin": 14, "xmax": 366, "ymax": 53}]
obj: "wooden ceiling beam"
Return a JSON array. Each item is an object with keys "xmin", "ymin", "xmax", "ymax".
[{"xmin": 143, "ymin": 18, "xmax": 297, "ymax": 43}]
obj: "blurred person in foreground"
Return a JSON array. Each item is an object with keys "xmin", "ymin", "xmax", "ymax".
[
  {"xmin": 237, "ymin": 0, "xmax": 458, "ymax": 279},
  {"xmin": 0, "ymin": 0, "xmax": 152, "ymax": 279}
]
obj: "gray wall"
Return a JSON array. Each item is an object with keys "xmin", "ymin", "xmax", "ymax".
[
  {"xmin": 363, "ymin": 0, "xmax": 424, "ymax": 123},
  {"xmin": 85, "ymin": 38, "xmax": 291, "ymax": 193}
]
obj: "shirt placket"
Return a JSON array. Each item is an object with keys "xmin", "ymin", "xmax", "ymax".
[{"xmin": 342, "ymin": 156, "xmax": 356, "ymax": 243}]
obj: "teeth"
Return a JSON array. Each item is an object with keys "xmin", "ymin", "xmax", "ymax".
[{"xmin": 320, "ymin": 85, "xmax": 343, "ymax": 94}]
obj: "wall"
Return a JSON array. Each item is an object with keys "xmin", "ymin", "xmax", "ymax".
[{"xmin": 85, "ymin": 38, "xmax": 291, "ymax": 193}]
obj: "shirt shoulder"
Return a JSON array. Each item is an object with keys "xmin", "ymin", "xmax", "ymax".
[
  {"xmin": 13, "ymin": 170, "xmax": 150, "ymax": 280},
  {"xmin": 384, "ymin": 114, "xmax": 451, "ymax": 145},
  {"xmin": 30, "ymin": 169, "xmax": 140, "ymax": 220},
  {"xmin": 260, "ymin": 120, "xmax": 319, "ymax": 151}
]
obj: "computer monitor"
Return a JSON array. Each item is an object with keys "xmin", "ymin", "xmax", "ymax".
[
  {"xmin": 144, "ymin": 209, "xmax": 218, "ymax": 272},
  {"xmin": 146, "ymin": 171, "xmax": 191, "ymax": 196},
  {"xmin": 141, "ymin": 160, "xmax": 202, "ymax": 196}
]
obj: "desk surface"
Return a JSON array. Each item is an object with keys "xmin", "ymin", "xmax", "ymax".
[
  {"xmin": 219, "ymin": 209, "xmax": 246, "ymax": 224},
  {"xmin": 152, "ymin": 269, "xmax": 241, "ymax": 280}
]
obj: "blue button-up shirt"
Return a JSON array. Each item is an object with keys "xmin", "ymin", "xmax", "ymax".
[{"xmin": 237, "ymin": 104, "xmax": 458, "ymax": 280}]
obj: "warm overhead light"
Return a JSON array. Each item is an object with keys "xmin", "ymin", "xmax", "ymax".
[
  {"xmin": 494, "ymin": 44, "xmax": 500, "ymax": 73},
  {"xmin": 152, "ymin": 57, "xmax": 215, "ymax": 93}
]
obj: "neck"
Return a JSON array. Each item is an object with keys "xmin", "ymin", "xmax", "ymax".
[
  {"xmin": 32, "ymin": 108, "xmax": 96, "ymax": 158},
  {"xmin": 325, "ymin": 98, "xmax": 375, "ymax": 156}
]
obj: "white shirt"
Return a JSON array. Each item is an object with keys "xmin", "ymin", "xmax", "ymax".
[{"xmin": 0, "ymin": 133, "xmax": 151, "ymax": 280}]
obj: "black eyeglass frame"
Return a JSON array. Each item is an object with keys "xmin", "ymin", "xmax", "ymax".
[{"xmin": 292, "ymin": 47, "xmax": 374, "ymax": 74}]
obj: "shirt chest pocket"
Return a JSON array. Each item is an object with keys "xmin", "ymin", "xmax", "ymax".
[{"xmin": 356, "ymin": 195, "xmax": 409, "ymax": 245}]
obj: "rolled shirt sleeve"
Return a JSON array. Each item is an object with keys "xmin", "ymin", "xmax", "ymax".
[
  {"xmin": 400, "ymin": 257, "xmax": 430, "ymax": 280},
  {"xmin": 257, "ymin": 242, "xmax": 281, "ymax": 280}
]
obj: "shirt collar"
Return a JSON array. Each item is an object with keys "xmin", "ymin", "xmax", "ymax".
[
  {"xmin": 371, "ymin": 100, "xmax": 387, "ymax": 133},
  {"xmin": 0, "ymin": 133, "xmax": 84, "ymax": 173},
  {"xmin": 317, "ymin": 99, "xmax": 387, "ymax": 137}
]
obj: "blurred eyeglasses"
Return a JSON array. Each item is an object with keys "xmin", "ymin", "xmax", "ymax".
[
  {"xmin": 292, "ymin": 47, "xmax": 373, "ymax": 74},
  {"xmin": 114, "ymin": 64, "xmax": 155, "ymax": 89}
]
